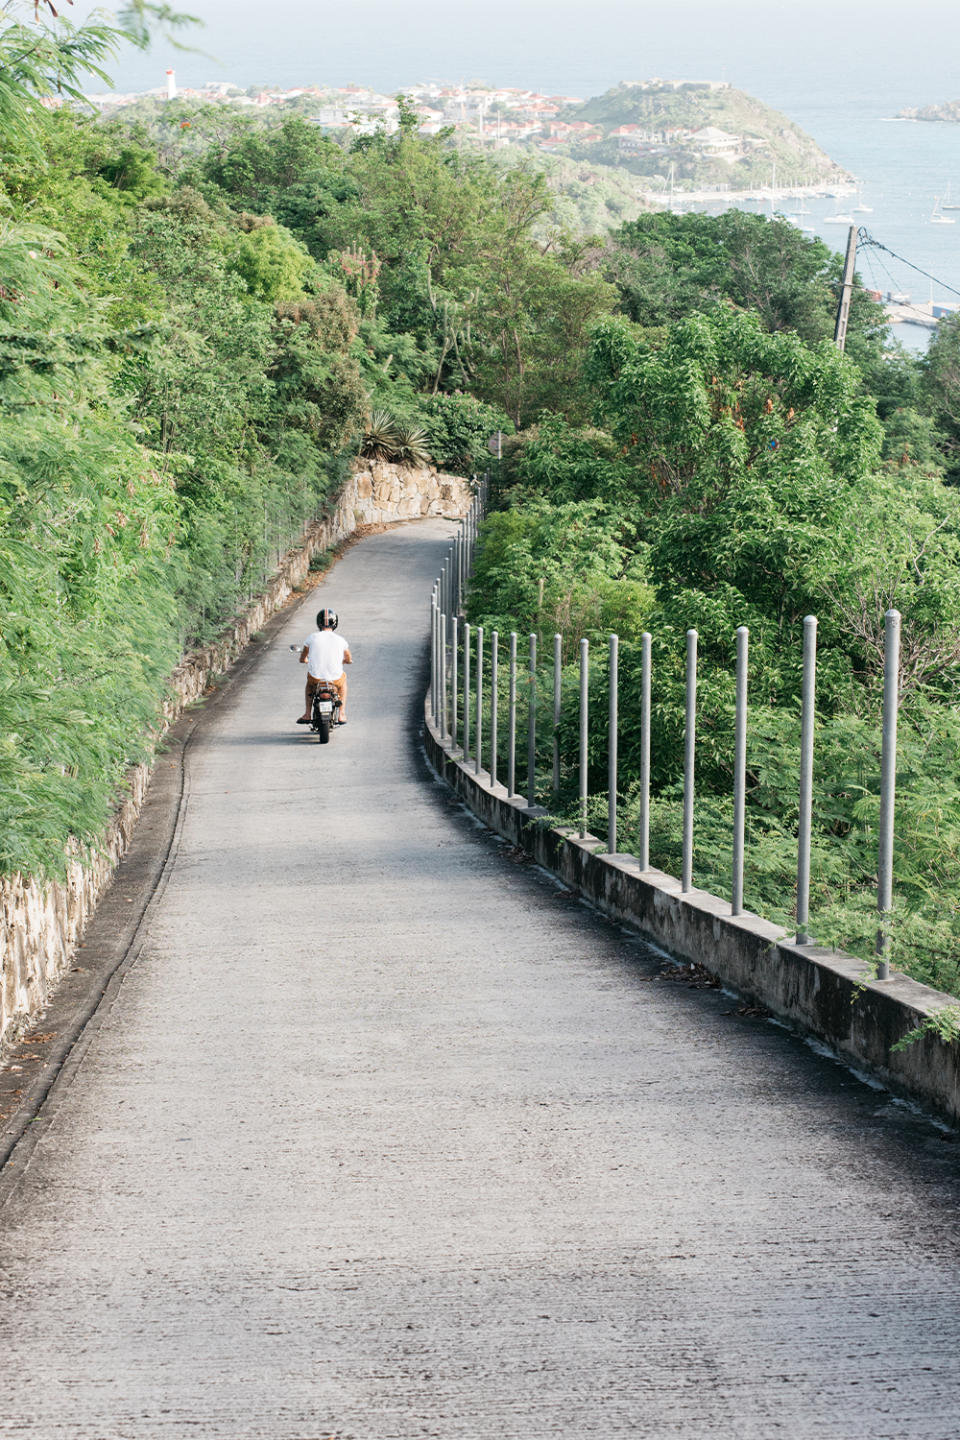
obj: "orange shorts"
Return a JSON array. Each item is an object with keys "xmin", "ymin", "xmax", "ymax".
[{"xmin": 307, "ymin": 673, "xmax": 346, "ymax": 704}]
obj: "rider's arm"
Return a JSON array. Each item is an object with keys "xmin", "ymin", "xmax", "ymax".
[
  {"xmin": 299, "ymin": 645, "xmax": 309, "ymax": 664},
  {"xmin": 343, "ymin": 647, "xmax": 353, "ymax": 665}
]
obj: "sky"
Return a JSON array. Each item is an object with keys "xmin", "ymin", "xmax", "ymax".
[{"xmin": 63, "ymin": 0, "xmax": 960, "ymax": 114}]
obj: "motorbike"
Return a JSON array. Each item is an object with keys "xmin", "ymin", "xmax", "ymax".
[{"xmin": 290, "ymin": 645, "xmax": 342, "ymax": 744}]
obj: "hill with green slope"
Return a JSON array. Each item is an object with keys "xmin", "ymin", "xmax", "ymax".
[{"xmin": 558, "ymin": 81, "xmax": 848, "ymax": 191}]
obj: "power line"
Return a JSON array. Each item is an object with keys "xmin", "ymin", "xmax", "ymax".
[
  {"xmin": 854, "ymin": 241, "xmax": 960, "ymax": 333},
  {"xmin": 855, "ymin": 249, "xmax": 931, "ymax": 324},
  {"xmin": 857, "ymin": 228, "xmax": 960, "ymax": 303}
]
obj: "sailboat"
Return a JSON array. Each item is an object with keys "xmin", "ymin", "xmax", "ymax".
[
  {"xmin": 931, "ymin": 196, "xmax": 955, "ymax": 225},
  {"xmin": 853, "ymin": 187, "xmax": 873, "ymax": 213},
  {"xmin": 941, "ymin": 183, "xmax": 960, "ymax": 211}
]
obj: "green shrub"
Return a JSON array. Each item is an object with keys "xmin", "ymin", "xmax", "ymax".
[{"xmin": 414, "ymin": 392, "xmax": 511, "ymax": 473}]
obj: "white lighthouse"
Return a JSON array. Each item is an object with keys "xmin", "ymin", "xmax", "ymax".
[{"xmin": 166, "ymin": 68, "xmax": 176, "ymax": 101}]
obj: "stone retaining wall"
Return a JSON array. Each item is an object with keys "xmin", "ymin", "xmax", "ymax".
[{"xmin": 0, "ymin": 461, "xmax": 471, "ymax": 1053}]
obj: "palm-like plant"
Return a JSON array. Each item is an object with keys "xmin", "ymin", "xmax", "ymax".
[
  {"xmin": 391, "ymin": 424, "xmax": 431, "ymax": 468},
  {"xmin": 360, "ymin": 409, "xmax": 400, "ymax": 460}
]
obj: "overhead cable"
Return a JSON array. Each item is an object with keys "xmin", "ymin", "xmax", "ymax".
[{"xmin": 857, "ymin": 228, "xmax": 960, "ymax": 303}]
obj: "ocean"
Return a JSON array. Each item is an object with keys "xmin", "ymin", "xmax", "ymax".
[{"xmin": 68, "ymin": 0, "xmax": 960, "ymax": 345}]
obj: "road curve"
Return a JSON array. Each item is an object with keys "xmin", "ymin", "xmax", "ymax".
[{"xmin": 0, "ymin": 519, "xmax": 958, "ymax": 1439}]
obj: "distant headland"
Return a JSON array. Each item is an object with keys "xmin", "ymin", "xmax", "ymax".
[
  {"xmin": 82, "ymin": 76, "xmax": 851, "ymax": 204},
  {"xmin": 898, "ymin": 99, "xmax": 960, "ymax": 123}
]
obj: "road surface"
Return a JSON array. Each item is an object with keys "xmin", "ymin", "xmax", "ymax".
[{"xmin": 0, "ymin": 520, "xmax": 958, "ymax": 1439}]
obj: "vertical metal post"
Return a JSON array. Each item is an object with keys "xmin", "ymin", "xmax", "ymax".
[
  {"xmin": 639, "ymin": 631, "xmax": 651, "ymax": 870},
  {"xmin": 490, "ymin": 631, "xmax": 499, "ymax": 788},
  {"xmin": 732, "ymin": 626, "xmax": 749, "ymax": 915},
  {"xmin": 527, "ymin": 633, "xmax": 537, "ymax": 807},
  {"xmin": 430, "ymin": 598, "xmax": 438, "ymax": 726},
  {"xmin": 682, "ymin": 629, "xmax": 697, "ymax": 893},
  {"xmin": 463, "ymin": 622, "xmax": 471, "ymax": 763},
  {"xmin": 796, "ymin": 616, "xmax": 817, "ymax": 944},
  {"xmin": 508, "ymin": 632, "xmax": 517, "ymax": 797},
  {"xmin": 552, "ymin": 632, "xmax": 562, "ymax": 795},
  {"xmin": 876, "ymin": 608, "xmax": 901, "ymax": 979},
  {"xmin": 440, "ymin": 611, "xmax": 448, "ymax": 743},
  {"xmin": 608, "ymin": 634, "xmax": 619, "ymax": 854},
  {"xmin": 451, "ymin": 615, "xmax": 459, "ymax": 751},
  {"xmin": 475, "ymin": 626, "xmax": 484, "ymax": 776},
  {"xmin": 579, "ymin": 638, "xmax": 589, "ymax": 839},
  {"xmin": 434, "ymin": 587, "xmax": 442, "ymax": 728}
]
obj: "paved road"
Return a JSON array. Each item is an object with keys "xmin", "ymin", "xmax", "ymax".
[{"xmin": 1, "ymin": 520, "xmax": 959, "ymax": 1439}]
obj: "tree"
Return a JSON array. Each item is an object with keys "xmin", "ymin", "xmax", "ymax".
[
  {"xmin": 586, "ymin": 306, "xmax": 881, "ymax": 507},
  {"xmin": 605, "ymin": 210, "xmax": 886, "ymax": 360},
  {"xmin": 922, "ymin": 310, "xmax": 960, "ymax": 481},
  {"xmin": 0, "ymin": 1, "xmax": 197, "ymax": 151},
  {"xmin": 228, "ymin": 216, "xmax": 314, "ymax": 303}
]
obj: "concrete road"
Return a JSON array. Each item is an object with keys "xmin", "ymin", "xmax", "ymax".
[{"xmin": 1, "ymin": 520, "xmax": 959, "ymax": 1439}]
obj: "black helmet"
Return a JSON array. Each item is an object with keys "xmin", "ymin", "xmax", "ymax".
[{"xmin": 316, "ymin": 607, "xmax": 339, "ymax": 630}]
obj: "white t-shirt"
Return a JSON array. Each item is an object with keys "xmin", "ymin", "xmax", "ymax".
[{"xmin": 303, "ymin": 630, "xmax": 350, "ymax": 680}]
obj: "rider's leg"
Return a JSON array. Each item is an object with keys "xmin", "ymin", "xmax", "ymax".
[
  {"xmin": 299, "ymin": 676, "xmax": 316, "ymax": 722},
  {"xmin": 334, "ymin": 673, "xmax": 347, "ymax": 721}
]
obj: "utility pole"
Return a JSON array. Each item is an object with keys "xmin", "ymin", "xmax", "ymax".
[{"xmin": 834, "ymin": 224, "xmax": 858, "ymax": 351}]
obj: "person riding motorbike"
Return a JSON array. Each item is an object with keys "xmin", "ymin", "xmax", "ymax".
[{"xmin": 297, "ymin": 608, "xmax": 352, "ymax": 725}]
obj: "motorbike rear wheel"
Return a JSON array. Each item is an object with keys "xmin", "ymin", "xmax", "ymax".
[{"xmin": 317, "ymin": 713, "xmax": 331, "ymax": 744}]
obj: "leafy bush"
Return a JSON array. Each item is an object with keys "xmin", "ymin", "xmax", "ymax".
[
  {"xmin": 501, "ymin": 413, "xmax": 630, "ymax": 502},
  {"xmin": 413, "ymin": 392, "xmax": 511, "ymax": 473}
]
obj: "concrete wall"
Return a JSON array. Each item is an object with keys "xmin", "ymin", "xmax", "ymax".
[
  {"xmin": 0, "ymin": 463, "xmax": 472, "ymax": 1054},
  {"xmin": 423, "ymin": 705, "xmax": 960, "ymax": 1126}
]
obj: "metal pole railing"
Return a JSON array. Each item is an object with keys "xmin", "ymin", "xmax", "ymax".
[
  {"xmin": 579, "ymin": 637, "xmax": 589, "ymax": 839},
  {"xmin": 490, "ymin": 630, "xmax": 499, "ymax": 788},
  {"xmin": 682, "ymin": 629, "xmax": 697, "ymax": 893},
  {"xmin": 608, "ymin": 633, "xmax": 618, "ymax": 854},
  {"xmin": 639, "ymin": 631, "xmax": 651, "ymax": 870},
  {"xmin": 732, "ymin": 625, "xmax": 749, "ymax": 915},
  {"xmin": 876, "ymin": 608, "xmax": 901, "ymax": 979},
  {"xmin": 552, "ymin": 632, "xmax": 562, "ymax": 795},
  {"xmin": 508, "ymin": 632, "xmax": 517, "ymax": 797},
  {"xmin": 526, "ymin": 633, "xmax": 537, "ymax": 807},
  {"xmin": 475, "ymin": 626, "xmax": 484, "ymax": 776},
  {"xmin": 796, "ymin": 615, "xmax": 817, "ymax": 944},
  {"xmin": 451, "ymin": 615, "xmax": 459, "ymax": 752},
  {"xmin": 463, "ymin": 621, "xmax": 471, "ymax": 764}
]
